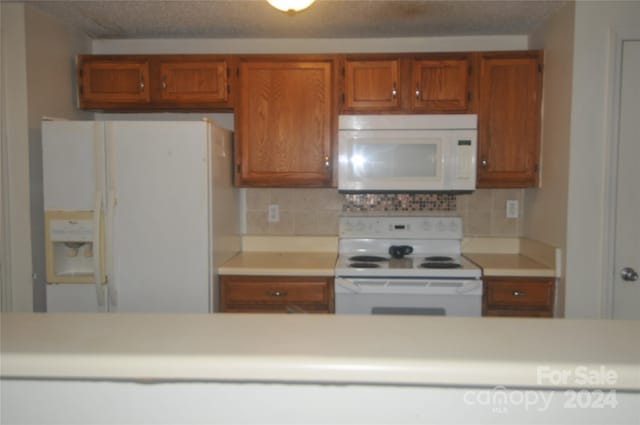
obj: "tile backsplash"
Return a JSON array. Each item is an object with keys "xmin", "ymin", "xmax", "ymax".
[
  {"xmin": 244, "ymin": 188, "xmax": 523, "ymax": 237},
  {"xmin": 343, "ymin": 193, "xmax": 456, "ymax": 213}
]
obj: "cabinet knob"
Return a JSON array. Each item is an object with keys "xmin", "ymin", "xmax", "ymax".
[
  {"xmin": 268, "ymin": 290, "xmax": 287, "ymax": 297},
  {"xmin": 139, "ymin": 77, "xmax": 145, "ymax": 91},
  {"xmin": 481, "ymin": 159, "xmax": 488, "ymax": 167},
  {"xmin": 392, "ymin": 82, "xmax": 397, "ymax": 98},
  {"xmin": 324, "ymin": 156, "xmax": 330, "ymax": 168},
  {"xmin": 415, "ymin": 84, "xmax": 421, "ymax": 99},
  {"xmin": 161, "ymin": 76, "xmax": 167, "ymax": 90},
  {"xmin": 512, "ymin": 290, "xmax": 527, "ymax": 297}
]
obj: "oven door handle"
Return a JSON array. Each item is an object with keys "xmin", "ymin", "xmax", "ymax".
[
  {"xmin": 336, "ymin": 279, "xmax": 389, "ymax": 293},
  {"xmin": 335, "ymin": 278, "xmax": 482, "ymax": 295}
]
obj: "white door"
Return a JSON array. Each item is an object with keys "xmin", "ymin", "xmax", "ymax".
[
  {"xmin": 106, "ymin": 121, "xmax": 211, "ymax": 313},
  {"xmin": 612, "ymin": 40, "xmax": 640, "ymax": 319}
]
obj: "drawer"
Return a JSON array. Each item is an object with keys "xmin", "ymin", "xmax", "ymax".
[
  {"xmin": 485, "ymin": 278, "xmax": 554, "ymax": 308},
  {"xmin": 220, "ymin": 276, "xmax": 333, "ymax": 308}
]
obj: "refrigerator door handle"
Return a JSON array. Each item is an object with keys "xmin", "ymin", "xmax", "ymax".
[
  {"xmin": 104, "ymin": 128, "xmax": 118, "ymax": 308},
  {"xmin": 93, "ymin": 191, "xmax": 106, "ymax": 307}
]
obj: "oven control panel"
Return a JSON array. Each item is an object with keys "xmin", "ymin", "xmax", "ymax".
[{"xmin": 339, "ymin": 216, "xmax": 462, "ymax": 239}]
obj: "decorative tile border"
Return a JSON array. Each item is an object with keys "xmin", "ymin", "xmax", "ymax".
[{"xmin": 343, "ymin": 193, "xmax": 456, "ymax": 212}]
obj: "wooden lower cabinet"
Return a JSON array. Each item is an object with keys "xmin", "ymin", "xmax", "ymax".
[
  {"xmin": 220, "ymin": 275, "xmax": 334, "ymax": 313},
  {"xmin": 482, "ymin": 276, "xmax": 554, "ymax": 318}
]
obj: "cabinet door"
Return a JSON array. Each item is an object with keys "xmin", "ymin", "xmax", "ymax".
[
  {"xmin": 483, "ymin": 276, "xmax": 554, "ymax": 317},
  {"xmin": 411, "ymin": 57, "xmax": 471, "ymax": 112},
  {"xmin": 236, "ymin": 58, "xmax": 335, "ymax": 187},
  {"xmin": 344, "ymin": 60, "xmax": 400, "ymax": 111},
  {"xmin": 220, "ymin": 275, "xmax": 334, "ymax": 313},
  {"xmin": 477, "ymin": 53, "xmax": 542, "ymax": 187},
  {"xmin": 79, "ymin": 58, "xmax": 150, "ymax": 108},
  {"xmin": 158, "ymin": 60, "xmax": 228, "ymax": 104}
]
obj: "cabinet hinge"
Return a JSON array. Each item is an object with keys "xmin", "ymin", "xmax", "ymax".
[
  {"xmin": 227, "ymin": 84, "xmax": 230, "ymax": 95},
  {"xmin": 538, "ymin": 63, "xmax": 543, "ymax": 73},
  {"xmin": 534, "ymin": 164, "xmax": 540, "ymax": 172},
  {"xmin": 236, "ymin": 163, "xmax": 241, "ymax": 175},
  {"xmin": 236, "ymin": 67, "xmax": 240, "ymax": 78},
  {"xmin": 226, "ymin": 67, "xmax": 230, "ymax": 78},
  {"xmin": 341, "ymin": 93, "xmax": 345, "ymax": 104},
  {"xmin": 79, "ymin": 85, "xmax": 83, "ymax": 95},
  {"xmin": 468, "ymin": 65, "xmax": 472, "ymax": 75},
  {"xmin": 341, "ymin": 67, "xmax": 345, "ymax": 77},
  {"xmin": 467, "ymin": 91, "xmax": 472, "ymax": 102}
]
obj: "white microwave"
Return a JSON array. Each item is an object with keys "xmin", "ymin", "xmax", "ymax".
[{"xmin": 338, "ymin": 115, "xmax": 477, "ymax": 192}]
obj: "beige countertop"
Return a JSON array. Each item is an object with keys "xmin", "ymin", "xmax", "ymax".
[
  {"xmin": 465, "ymin": 253, "xmax": 555, "ymax": 277},
  {"xmin": 2, "ymin": 313, "xmax": 639, "ymax": 390},
  {"xmin": 218, "ymin": 252, "xmax": 337, "ymax": 276},
  {"xmin": 221, "ymin": 236, "xmax": 558, "ymax": 278}
]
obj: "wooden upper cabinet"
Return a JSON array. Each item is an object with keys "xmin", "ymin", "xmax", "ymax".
[
  {"xmin": 411, "ymin": 57, "xmax": 471, "ymax": 112},
  {"xmin": 477, "ymin": 52, "xmax": 543, "ymax": 188},
  {"xmin": 79, "ymin": 57, "xmax": 150, "ymax": 108},
  {"xmin": 342, "ymin": 54, "xmax": 473, "ymax": 113},
  {"xmin": 236, "ymin": 57, "xmax": 336, "ymax": 187},
  {"xmin": 157, "ymin": 59, "xmax": 228, "ymax": 104},
  {"xmin": 77, "ymin": 55, "xmax": 233, "ymax": 110},
  {"xmin": 343, "ymin": 59, "xmax": 400, "ymax": 111}
]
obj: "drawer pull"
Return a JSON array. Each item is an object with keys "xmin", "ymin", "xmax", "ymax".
[
  {"xmin": 268, "ymin": 290, "xmax": 288, "ymax": 297},
  {"xmin": 512, "ymin": 290, "xmax": 528, "ymax": 297}
]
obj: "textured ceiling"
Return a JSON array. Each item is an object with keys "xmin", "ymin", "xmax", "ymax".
[{"xmin": 26, "ymin": 0, "xmax": 568, "ymax": 39}]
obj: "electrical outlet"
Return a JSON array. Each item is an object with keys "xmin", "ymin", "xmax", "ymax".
[
  {"xmin": 506, "ymin": 200, "xmax": 519, "ymax": 219},
  {"xmin": 268, "ymin": 204, "xmax": 280, "ymax": 223}
]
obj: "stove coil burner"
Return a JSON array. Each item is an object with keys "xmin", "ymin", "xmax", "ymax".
[
  {"xmin": 348, "ymin": 255, "xmax": 388, "ymax": 262},
  {"xmin": 424, "ymin": 256, "xmax": 455, "ymax": 262},
  {"xmin": 350, "ymin": 262, "xmax": 381, "ymax": 268},
  {"xmin": 420, "ymin": 262, "xmax": 462, "ymax": 269}
]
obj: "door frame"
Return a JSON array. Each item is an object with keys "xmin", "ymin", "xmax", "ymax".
[{"xmin": 601, "ymin": 30, "xmax": 640, "ymax": 318}]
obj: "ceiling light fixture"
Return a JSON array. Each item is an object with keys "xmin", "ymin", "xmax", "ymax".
[{"xmin": 267, "ymin": 0, "xmax": 316, "ymax": 13}]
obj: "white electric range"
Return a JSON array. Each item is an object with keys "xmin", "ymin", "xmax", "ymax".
[{"xmin": 334, "ymin": 216, "xmax": 482, "ymax": 316}]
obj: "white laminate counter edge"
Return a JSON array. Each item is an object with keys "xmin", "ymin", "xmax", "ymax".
[{"xmin": 2, "ymin": 314, "xmax": 639, "ymax": 391}]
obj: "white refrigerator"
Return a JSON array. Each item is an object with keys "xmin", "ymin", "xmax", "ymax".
[{"xmin": 42, "ymin": 119, "xmax": 240, "ymax": 313}]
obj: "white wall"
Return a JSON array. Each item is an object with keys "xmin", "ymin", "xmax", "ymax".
[
  {"xmin": 0, "ymin": 3, "xmax": 92, "ymax": 312},
  {"xmin": 525, "ymin": 3, "xmax": 576, "ymax": 317},
  {"xmin": 564, "ymin": 1, "xmax": 640, "ymax": 318},
  {"xmin": 24, "ymin": 5, "xmax": 93, "ymax": 311},
  {"xmin": 92, "ymin": 35, "xmax": 528, "ymax": 54},
  {"xmin": 1, "ymin": 3, "xmax": 32, "ymax": 311}
]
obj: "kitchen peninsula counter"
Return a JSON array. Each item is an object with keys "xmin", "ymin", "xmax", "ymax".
[
  {"xmin": 2, "ymin": 313, "xmax": 639, "ymax": 389},
  {"xmin": 3, "ymin": 313, "xmax": 639, "ymax": 424}
]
